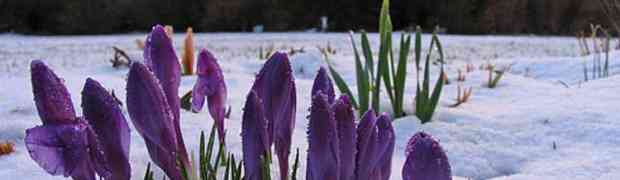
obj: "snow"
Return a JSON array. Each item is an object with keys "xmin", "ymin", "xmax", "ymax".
[{"xmin": 0, "ymin": 32, "xmax": 618, "ymax": 180}]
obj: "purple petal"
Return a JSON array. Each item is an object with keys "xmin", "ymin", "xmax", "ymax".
[
  {"xmin": 332, "ymin": 96, "xmax": 356, "ymax": 180},
  {"xmin": 373, "ymin": 114, "xmax": 395, "ymax": 180},
  {"xmin": 144, "ymin": 25, "xmax": 188, "ymax": 166},
  {"xmin": 402, "ymin": 132, "xmax": 452, "ymax": 180},
  {"xmin": 30, "ymin": 60, "xmax": 76, "ymax": 125},
  {"xmin": 192, "ymin": 49, "xmax": 227, "ymax": 143},
  {"xmin": 82, "ymin": 78, "xmax": 131, "ymax": 180},
  {"xmin": 251, "ymin": 52, "xmax": 296, "ymax": 179},
  {"xmin": 25, "ymin": 123, "xmax": 91, "ymax": 178},
  {"xmin": 126, "ymin": 62, "xmax": 182, "ymax": 180},
  {"xmin": 84, "ymin": 121, "xmax": 112, "ymax": 179},
  {"xmin": 355, "ymin": 110, "xmax": 378, "ymax": 180},
  {"xmin": 306, "ymin": 92, "xmax": 340, "ymax": 180},
  {"xmin": 312, "ymin": 67, "xmax": 335, "ymax": 104},
  {"xmin": 242, "ymin": 91, "xmax": 269, "ymax": 180}
]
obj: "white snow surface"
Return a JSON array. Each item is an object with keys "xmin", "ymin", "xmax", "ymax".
[{"xmin": 0, "ymin": 32, "xmax": 618, "ymax": 180}]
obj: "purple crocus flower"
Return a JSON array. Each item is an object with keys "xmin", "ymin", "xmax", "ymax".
[
  {"xmin": 143, "ymin": 24, "xmax": 189, "ymax": 167},
  {"xmin": 402, "ymin": 132, "xmax": 452, "ymax": 180},
  {"xmin": 250, "ymin": 52, "xmax": 296, "ymax": 179},
  {"xmin": 82, "ymin": 78, "xmax": 131, "ymax": 180},
  {"xmin": 30, "ymin": 60, "xmax": 76, "ymax": 125},
  {"xmin": 192, "ymin": 49, "xmax": 227, "ymax": 143},
  {"xmin": 126, "ymin": 62, "xmax": 182, "ymax": 180},
  {"xmin": 311, "ymin": 67, "xmax": 335, "ymax": 104},
  {"xmin": 354, "ymin": 110, "xmax": 379, "ymax": 180},
  {"xmin": 354, "ymin": 110, "xmax": 396, "ymax": 180},
  {"xmin": 372, "ymin": 114, "xmax": 394, "ymax": 180},
  {"xmin": 333, "ymin": 96, "xmax": 356, "ymax": 180},
  {"xmin": 241, "ymin": 91, "xmax": 270, "ymax": 180},
  {"xmin": 307, "ymin": 92, "xmax": 340, "ymax": 180},
  {"xmin": 308, "ymin": 67, "xmax": 395, "ymax": 180},
  {"xmin": 26, "ymin": 60, "xmax": 110, "ymax": 180}
]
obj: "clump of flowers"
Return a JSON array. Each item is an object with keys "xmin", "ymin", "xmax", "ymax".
[
  {"xmin": 307, "ymin": 67, "xmax": 396, "ymax": 180},
  {"xmin": 26, "ymin": 60, "xmax": 131, "ymax": 180},
  {"xmin": 243, "ymin": 52, "xmax": 297, "ymax": 180}
]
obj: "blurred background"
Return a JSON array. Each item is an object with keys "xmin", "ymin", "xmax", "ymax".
[{"xmin": 0, "ymin": 0, "xmax": 615, "ymax": 35}]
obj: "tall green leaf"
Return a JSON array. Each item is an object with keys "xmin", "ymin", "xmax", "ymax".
[
  {"xmin": 393, "ymin": 33, "xmax": 411, "ymax": 117},
  {"xmin": 349, "ymin": 32, "xmax": 370, "ymax": 114},
  {"xmin": 325, "ymin": 57, "xmax": 359, "ymax": 109}
]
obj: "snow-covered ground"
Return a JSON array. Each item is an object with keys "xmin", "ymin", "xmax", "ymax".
[{"xmin": 0, "ymin": 32, "xmax": 618, "ymax": 180}]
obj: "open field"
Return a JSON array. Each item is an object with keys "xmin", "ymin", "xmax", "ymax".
[{"xmin": 0, "ymin": 32, "xmax": 618, "ymax": 180}]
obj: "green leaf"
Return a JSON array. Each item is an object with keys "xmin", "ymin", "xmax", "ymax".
[
  {"xmin": 224, "ymin": 154, "xmax": 231, "ymax": 180},
  {"xmin": 325, "ymin": 57, "xmax": 359, "ymax": 108},
  {"xmin": 361, "ymin": 32, "xmax": 374, "ymax": 77},
  {"xmin": 394, "ymin": 33, "xmax": 411, "ymax": 117},
  {"xmin": 206, "ymin": 125, "xmax": 216, "ymax": 168},
  {"xmin": 235, "ymin": 159, "xmax": 243, "ymax": 180},
  {"xmin": 260, "ymin": 155, "xmax": 271, "ymax": 180},
  {"xmin": 414, "ymin": 29, "xmax": 444, "ymax": 124},
  {"xmin": 144, "ymin": 163, "xmax": 153, "ymax": 180},
  {"xmin": 200, "ymin": 131, "xmax": 207, "ymax": 180},
  {"xmin": 490, "ymin": 70, "xmax": 505, "ymax": 88},
  {"xmin": 414, "ymin": 26, "xmax": 422, "ymax": 72},
  {"xmin": 178, "ymin": 155, "xmax": 190, "ymax": 180},
  {"xmin": 291, "ymin": 148, "xmax": 300, "ymax": 180},
  {"xmin": 180, "ymin": 90, "xmax": 193, "ymax": 111},
  {"xmin": 349, "ymin": 32, "xmax": 369, "ymax": 114}
]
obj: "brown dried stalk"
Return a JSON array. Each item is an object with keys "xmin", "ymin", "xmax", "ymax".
[
  {"xmin": 135, "ymin": 39, "xmax": 145, "ymax": 50},
  {"xmin": 442, "ymin": 71, "xmax": 450, "ymax": 85},
  {"xmin": 466, "ymin": 63, "xmax": 475, "ymax": 73},
  {"xmin": 182, "ymin": 27, "xmax": 195, "ymax": 75},
  {"xmin": 110, "ymin": 46, "xmax": 132, "ymax": 68},
  {"xmin": 0, "ymin": 142, "xmax": 14, "ymax": 156},
  {"xmin": 164, "ymin": 25, "xmax": 174, "ymax": 39},
  {"xmin": 450, "ymin": 85, "xmax": 473, "ymax": 107},
  {"xmin": 289, "ymin": 47, "xmax": 305, "ymax": 56},
  {"xmin": 457, "ymin": 69, "xmax": 466, "ymax": 82}
]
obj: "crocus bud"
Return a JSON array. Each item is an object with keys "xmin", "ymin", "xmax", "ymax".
[
  {"xmin": 27, "ymin": 60, "xmax": 107, "ymax": 180},
  {"xmin": 143, "ymin": 24, "xmax": 189, "ymax": 168},
  {"xmin": 251, "ymin": 52, "xmax": 296, "ymax": 179},
  {"xmin": 353, "ymin": 110, "xmax": 396, "ymax": 180},
  {"xmin": 354, "ymin": 110, "xmax": 378, "ymax": 180},
  {"xmin": 30, "ymin": 60, "xmax": 76, "ymax": 125},
  {"xmin": 242, "ymin": 91, "xmax": 269, "ymax": 180},
  {"xmin": 82, "ymin": 78, "xmax": 131, "ymax": 180},
  {"xmin": 332, "ymin": 95, "xmax": 356, "ymax": 180},
  {"xmin": 126, "ymin": 62, "xmax": 182, "ymax": 180},
  {"xmin": 307, "ymin": 92, "xmax": 340, "ymax": 180},
  {"xmin": 373, "ymin": 114, "xmax": 395, "ymax": 180},
  {"xmin": 402, "ymin": 132, "xmax": 452, "ymax": 180},
  {"xmin": 312, "ymin": 67, "xmax": 335, "ymax": 104},
  {"xmin": 192, "ymin": 49, "xmax": 227, "ymax": 143}
]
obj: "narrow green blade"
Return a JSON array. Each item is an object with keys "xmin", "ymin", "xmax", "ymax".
[
  {"xmin": 361, "ymin": 32, "xmax": 374, "ymax": 77},
  {"xmin": 394, "ymin": 33, "xmax": 411, "ymax": 117},
  {"xmin": 349, "ymin": 32, "xmax": 369, "ymax": 113},
  {"xmin": 325, "ymin": 57, "xmax": 359, "ymax": 108}
]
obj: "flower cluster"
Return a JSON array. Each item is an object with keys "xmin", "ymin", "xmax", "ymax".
[
  {"xmin": 25, "ymin": 23, "xmax": 453, "ymax": 180},
  {"xmin": 242, "ymin": 52, "xmax": 297, "ymax": 180},
  {"xmin": 307, "ymin": 67, "xmax": 396, "ymax": 180},
  {"xmin": 26, "ymin": 60, "xmax": 131, "ymax": 180}
]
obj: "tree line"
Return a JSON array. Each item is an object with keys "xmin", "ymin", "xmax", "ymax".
[{"xmin": 0, "ymin": 0, "xmax": 611, "ymax": 35}]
